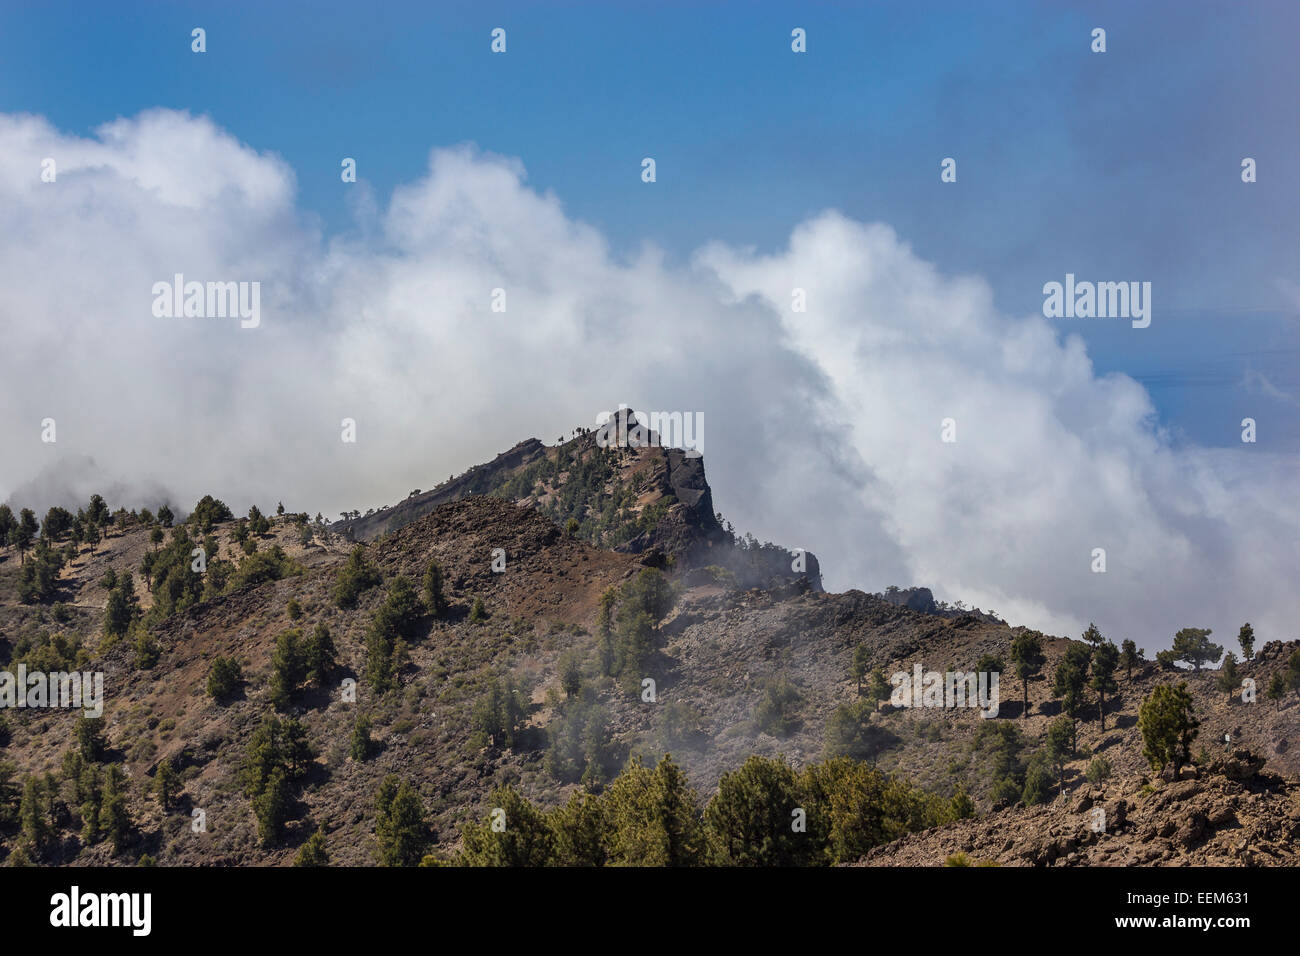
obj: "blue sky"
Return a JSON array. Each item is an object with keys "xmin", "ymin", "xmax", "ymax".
[{"xmin": 2, "ymin": 0, "xmax": 1298, "ymax": 453}]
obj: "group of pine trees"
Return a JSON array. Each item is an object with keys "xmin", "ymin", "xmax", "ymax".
[
  {"xmin": 269, "ymin": 624, "xmax": 336, "ymax": 709},
  {"xmin": 1, "ymin": 492, "xmax": 312, "ymax": 611},
  {"xmin": 241, "ymin": 715, "xmax": 313, "ymax": 846},
  {"xmin": 1, "ymin": 496, "xmax": 173, "ymax": 604},
  {"xmin": 349, "ymin": 553, "xmax": 449, "ymax": 693},
  {"xmin": 4, "ymin": 717, "xmax": 137, "ymax": 864},
  {"xmin": 843, "ymin": 617, "xmax": 1299, "ymax": 805},
  {"xmin": 454, "ymin": 753, "xmax": 968, "ymax": 867},
  {"xmin": 594, "ymin": 568, "xmax": 675, "ymax": 688}
]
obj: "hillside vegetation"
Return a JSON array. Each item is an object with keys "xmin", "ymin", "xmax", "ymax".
[{"xmin": 0, "ymin": 417, "xmax": 1297, "ymax": 867}]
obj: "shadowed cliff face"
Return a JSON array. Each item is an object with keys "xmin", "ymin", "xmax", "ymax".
[{"xmin": 332, "ymin": 438, "xmax": 548, "ymax": 542}]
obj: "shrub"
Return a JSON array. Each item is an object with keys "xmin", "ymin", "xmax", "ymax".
[
  {"xmin": 207, "ymin": 656, "xmax": 243, "ymax": 701},
  {"xmin": 1086, "ymin": 755, "xmax": 1113, "ymax": 784},
  {"xmin": 824, "ymin": 699, "xmax": 899, "ymax": 763},
  {"xmin": 471, "ymin": 676, "xmax": 528, "ymax": 750},
  {"xmin": 350, "ymin": 715, "xmax": 374, "ymax": 761},
  {"xmin": 333, "ymin": 545, "xmax": 382, "ymax": 608},
  {"xmin": 754, "ymin": 677, "xmax": 803, "ymax": 737},
  {"xmin": 294, "ymin": 828, "xmax": 330, "ymax": 866}
]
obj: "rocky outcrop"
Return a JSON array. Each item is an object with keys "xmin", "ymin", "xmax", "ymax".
[
  {"xmin": 857, "ymin": 750, "xmax": 1300, "ymax": 867},
  {"xmin": 329, "ymin": 407, "xmax": 820, "ymax": 591}
]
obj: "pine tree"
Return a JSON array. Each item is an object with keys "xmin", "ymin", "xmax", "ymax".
[
  {"xmin": 207, "ymin": 656, "xmax": 243, "ymax": 701},
  {"xmin": 851, "ymin": 644, "xmax": 870, "ymax": 696},
  {"xmin": 1090, "ymin": 641, "xmax": 1120, "ymax": 730},
  {"xmin": 1266, "ymin": 672, "xmax": 1286, "ymax": 708},
  {"xmin": 1138, "ymin": 682, "xmax": 1199, "ymax": 781},
  {"xmin": 605, "ymin": 756, "xmax": 701, "ymax": 866},
  {"xmin": 154, "ymin": 758, "xmax": 180, "ymax": 811},
  {"xmin": 294, "ymin": 827, "xmax": 330, "ymax": 866},
  {"xmin": 303, "ymin": 624, "xmax": 336, "ymax": 685},
  {"xmin": 1237, "ymin": 623, "xmax": 1255, "ymax": 661},
  {"xmin": 1170, "ymin": 627, "xmax": 1223, "ymax": 672},
  {"xmin": 76, "ymin": 716, "xmax": 106, "ymax": 762},
  {"xmin": 547, "ymin": 790, "xmax": 608, "ymax": 866},
  {"xmin": 102, "ymin": 580, "xmax": 134, "ymax": 639},
  {"xmin": 254, "ymin": 767, "xmax": 291, "ymax": 846},
  {"xmin": 283, "ymin": 718, "xmax": 312, "ymax": 780},
  {"xmin": 100, "ymin": 766, "xmax": 131, "ymax": 852},
  {"xmin": 248, "ymin": 505, "xmax": 271, "ymax": 536},
  {"xmin": 19, "ymin": 776, "xmax": 51, "ymax": 853},
  {"xmin": 616, "ymin": 609, "xmax": 655, "ymax": 685},
  {"xmin": 560, "ymin": 653, "xmax": 582, "ymax": 699},
  {"xmin": 1010, "ymin": 631, "xmax": 1046, "ymax": 718},
  {"xmin": 86, "ymin": 493, "xmax": 110, "ymax": 529},
  {"xmin": 1052, "ymin": 643, "xmax": 1091, "ymax": 752},
  {"xmin": 596, "ymin": 587, "xmax": 617, "ymax": 675},
  {"xmin": 867, "ymin": 668, "xmax": 892, "ymax": 712},
  {"xmin": 704, "ymin": 755, "xmax": 809, "ymax": 866},
  {"xmin": 350, "ymin": 715, "xmax": 374, "ymax": 761},
  {"xmin": 381, "ymin": 576, "xmax": 422, "ymax": 637},
  {"xmin": 824, "ymin": 699, "xmax": 897, "ymax": 764},
  {"xmin": 1045, "ymin": 717, "xmax": 1073, "ymax": 794},
  {"xmin": 241, "ymin": 716, "xmax": 284, "ymax": 800},
  {"xmin": 1216, "ymin": 652, "xmax": 1240, "ymax": 703},
  {"xmin": 423, "ymin": 560, "xmax": 447, "ymax": 616},
  {"xmin": 0, "ymin": 760, "xmax": 20, "ymax": 829},
  {"xmin": 269, "ymin": 629, "xmax": 306, "ymax": 710},
  {"xmin": 1086, "ymin": 755, "xmax": 1113, "ymax": 784},
  {"xmin": 0, "ymin": 505, "xmax": 15, "ymax": 554},
  {"xmin": 13, "ymin": 509, "xmax": 38, "ymax": 564},
  {"xmin": 1118, "ymin": 639, "xmax": 1143, "ymax": 680},
  {"xmin": 461, "ymin": 784, "xmax": 553, "ymax": 866},
  {"xmin": 374, "ymin": 776, "xmax": 431, "ymax": 866},
  {"xmin": 333, "ymin": 544, "xmax": 382, "ymax": 608},
  {"xmin": 1021, "ymin": 753, "xmax": 1054, "ymax": 806}
]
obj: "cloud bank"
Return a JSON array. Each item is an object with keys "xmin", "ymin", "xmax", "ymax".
[{"xmin": 1, "ymin": 109, "xmax": 1295, "ymax": 653}]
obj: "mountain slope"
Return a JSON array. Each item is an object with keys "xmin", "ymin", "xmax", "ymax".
[{"xmin": 0, "ymin": 421, "xmax": 1296, "ymax": 866}]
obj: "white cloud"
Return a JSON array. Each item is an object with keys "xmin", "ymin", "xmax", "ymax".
[{"xmin": 1, "ymin": 110, "xmax": 1295, "ymax": 653}]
